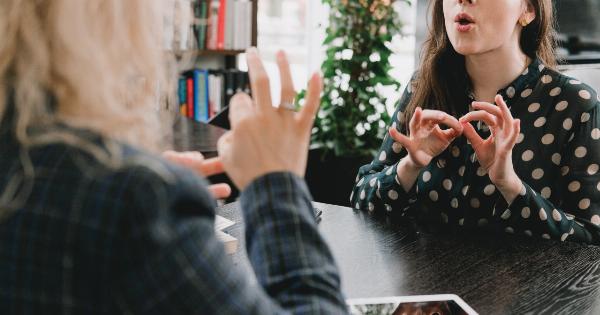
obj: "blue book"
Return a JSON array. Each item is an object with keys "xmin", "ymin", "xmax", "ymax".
[
  {"xmin": 178, "ymin": 77, "xmax": 187, "ymax": 114},
  {"xmin": 203, "ymin": 70, "xmax": 210, "ymax": 120},
  {"xmin": 193, "ymin": 69, "xmax": 210, "ymax": 122}
]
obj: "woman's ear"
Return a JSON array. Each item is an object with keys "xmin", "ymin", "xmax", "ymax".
[{"xmin": 520, "ymin": 0, "xmax": 536, "ymax": 26}]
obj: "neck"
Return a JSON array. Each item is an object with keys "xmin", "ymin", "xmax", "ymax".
[{"xmin": 466, "ymin": 43, "xmax": 529, "ymax": 103}]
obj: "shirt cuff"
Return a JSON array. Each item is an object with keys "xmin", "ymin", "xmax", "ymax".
[
  {"xmin": 240, "ymin": 171, "xmax": 316, "ymax": 223},
  {"xmin": 493, "ymin": 180, "xmax": 529, "ymax": 217},
  {"xmin": 377, "ymin": 162, "xmax": 418, "ymax": 212}
]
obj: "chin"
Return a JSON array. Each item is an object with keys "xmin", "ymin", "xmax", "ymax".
[{"xmin": 450, "ymin": 42, "xmax": 482, "ymax": 56}]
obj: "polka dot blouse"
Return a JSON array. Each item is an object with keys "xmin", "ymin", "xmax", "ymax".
[{"xmin": 351, "ymin": 58, "xmax": 600, "ymax": 244}]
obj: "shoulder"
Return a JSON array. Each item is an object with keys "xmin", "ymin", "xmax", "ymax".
[
  {"xmin": 26, "ymin": 127, "xmax": 216, "ymax": 226},
  {"xmin": 539, "ymin": 67, "xmax": 599, "ymax": 114}
]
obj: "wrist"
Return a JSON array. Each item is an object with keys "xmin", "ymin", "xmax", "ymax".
[
  {"xmin": 400, "ymin": 156, "xmax": 423, "ymax": 172},
  {"xmin": 495, "ymin": 174, "xmax": 523, "ymax": 205},
  {"xmin": 396, "ymin": 157, "xmax": 423, "ymax": 193}
]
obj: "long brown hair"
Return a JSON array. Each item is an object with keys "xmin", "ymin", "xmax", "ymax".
[{"xmin": 403, "ymin": 0, "xmax": 557, "ymax": 126}]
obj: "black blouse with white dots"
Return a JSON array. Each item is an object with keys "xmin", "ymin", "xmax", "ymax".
[{"xmin": 351, "ymin": 58, "xmax": 600, "ymax": 244}]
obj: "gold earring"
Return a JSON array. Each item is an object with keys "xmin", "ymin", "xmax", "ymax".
[{"xmin": 520, "ymin": 18, "xmax": 529, "ymax": 27}]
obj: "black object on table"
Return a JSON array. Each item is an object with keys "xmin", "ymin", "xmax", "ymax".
[
  {"xmin": 170, "ymin": 112, "xmax": 227, "ymax": 158},
  {"xmin": 217, "ymin": 202, "xmax": 600, "ymax": 315}
]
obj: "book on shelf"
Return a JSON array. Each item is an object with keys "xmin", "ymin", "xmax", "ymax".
[
  {"xmin": 198, "ymin": 0, "xmax": 253, "ymax": 51},
  {"xmin": 178, "ymin": 69, "xmax": 250, "ymax": 123},
  {"xmin": 164, "ymin": 0, "xmax": 252, "ymax": 51}
]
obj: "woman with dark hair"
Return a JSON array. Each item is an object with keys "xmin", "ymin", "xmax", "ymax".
[{"xmin": 352, "ymin": 0, "xmax": 600, "ymax": 244}]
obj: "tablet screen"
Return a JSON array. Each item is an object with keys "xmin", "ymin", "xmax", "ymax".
[{"xmin": 347, "ymin": 295, "xmax": 478, "ymax": 315}]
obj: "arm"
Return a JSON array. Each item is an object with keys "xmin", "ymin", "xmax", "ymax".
[
  {"xmin": 112, "ymin": 167, "xmax": 347, "ymax": 314},
  {"xmin": 493, "ymin": 102, "xmax": 600, "ymax": 244},
  {"xmin": 350, "ymin": 86, "xmax": 417, "ymax": 214},
  {"xmin": 241, "ymin": 172, "xmax": 347, "ymax": 313}
]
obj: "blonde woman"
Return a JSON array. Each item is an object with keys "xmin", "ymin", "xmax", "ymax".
[{"xmin": 0, "ymin": 1, "xmax": 348, "ymax": 313}]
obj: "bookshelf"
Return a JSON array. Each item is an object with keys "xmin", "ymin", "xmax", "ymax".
[
  {"xmin": 172, "ymin": 0, "xmax": 258, "ymax": 59},
  {"xmin": 170, "ymin": 0, "xmax": 258, "ymax": 123}
]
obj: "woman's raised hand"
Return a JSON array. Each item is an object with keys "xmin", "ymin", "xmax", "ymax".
[
  {"xmin": 217, "ymin": 49, "xmax": 322, "ymax": 190},
  {"xmin": 459, "ymin": 94, "xmax": 523, "ymax": 202},
  {"xmin": 389, "ymin": 107, "xmax": 463, "ymax": 169}
]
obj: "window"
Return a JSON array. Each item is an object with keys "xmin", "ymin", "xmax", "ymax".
[{"xmin": 244, "ymin": 0, "xmax": 417, "ymax": 114}]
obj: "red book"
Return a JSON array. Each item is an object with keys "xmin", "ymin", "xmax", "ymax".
[
  {"xmin": 217, "ymin": 0, "xmax": 227, "ymax": 50},
  {"xmin": 186, "ymin": 77, "xmax": 194, "ymax": 119}
]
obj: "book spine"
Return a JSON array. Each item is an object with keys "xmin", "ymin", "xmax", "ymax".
[
  {"xmin": 207, "ymin": 0, "xmax": 219, "ymax": 49},
  {"xmin": 204, "ymin": 70, "xmax": 211, "ymax": 120},
  {"xmin": 224, "ymin": 70, "xmax": 236, "ymax": 107},
  {"xmin": 217, "ymin": 0, "xmax": 227, "ymax": 50},
  {"xmin": 186, "ymin": 77, "xmax": 194, "ymax": 119},
  {"xmin": 193, "ymin": 70, "xmax": 201, "ymax": 121},
  {"xmin": 178, "ymin": 77, "xmax": 188, "ymax": 116},
  {"xmin": 245, "ymin": 0, "xmax": 252, "ymax": 48},
  {"xmin": 198, "ymin": 0, "xmax": 208, "ymax": 50},
  {"xmin": 225, "ymin": 0, "xmax": 237, "ymax": 49}
]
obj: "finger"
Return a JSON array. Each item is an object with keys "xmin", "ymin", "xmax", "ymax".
[
  {"xmin": 389, "ymin": 127, "xmax": 411, "ymax": 148},
  {"xmin": 461, "ymin": 121, "xmax": 484, "ymax": 148},
  {"xmin": 276, "ymin": 51, "xmax": 296, "ymax": 105},
  {"xmin": 459, "ymin": 111, "xmax": 498, "ymax": 128},
  {"xmin": 439, "ymin": 125, "xmax": 463, "ymax": 139},
  {"xmin": 495, "ymin": 94, "xmax": 514, "ymax": 124},
  {"xmin": 246, "ymin": 48, "xmax": 273, "ymax": 112},
  {"xmin": 508, "ymin": 119, "xmax": 521, "ymax": 147},
  {"xmin": 162, "ymin": 150, "xmax": 205, "ymax": 168},
  {"xmin": 420, "ymin": 110, "xmax": 463, "ymax": 133},
  {"xmin": 208, "ymin": 183, "xmax": 232, "ymax": 200},
  {"xmin": 298, "ymin": 72, "xmax": 323, "ymax": 129},
  {"xmin": 409, "ymin": 107, "xmax": 422, "ymax": 134},
  {"xmin": 472, "ymin": 101, "xmax": 504, "ymax": 127},
  {"xmin": 199, "ymin": 157, "xmax": 226, "ymax": 177},
  {"xmin": 228, "ymin": 93, "xmax": 254, "ymax": 128}
]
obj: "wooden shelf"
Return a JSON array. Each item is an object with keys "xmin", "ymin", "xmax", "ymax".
[{"xmin": 169, "ymin": 49, "xmax": 246, "ymax": 56}]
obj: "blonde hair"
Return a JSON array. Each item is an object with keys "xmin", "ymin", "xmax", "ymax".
[{"xmin": 0, "ymin": 0, "xmax": 170, "ymax": 153}]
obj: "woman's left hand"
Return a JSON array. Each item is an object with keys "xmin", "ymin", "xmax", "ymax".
[
  {"xmin": 459, "ymin": 95, "xmax": 523, "ymax": 203},
  {"xmin": 162, "ymin": 150, "xmax": 232, "ymax": 200}
]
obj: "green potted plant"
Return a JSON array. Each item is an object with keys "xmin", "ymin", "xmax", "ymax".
[{"xmin": 301, "ymin": 0, "xmax": 409, "ymax": 206}]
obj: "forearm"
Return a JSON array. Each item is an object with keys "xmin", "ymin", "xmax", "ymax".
[
  {"xmin": 494, "ymin": 173, "xmax": 523, "ymax": 206},
  {"xmin": 351, "ymin": 160, "xmax": 419, "ymax": 214},
  {"xmin": 493, "ymin": 181, "xmax": 600, "ymax": 244},
  {"xmin": 396, "ymin": 156, "xmax": 423, "ymax": 193},
  {"xmin": 240, "ymin": 172, "xmax": 348, "ymax": 313}
]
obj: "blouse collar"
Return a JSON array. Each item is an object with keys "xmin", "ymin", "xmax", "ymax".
[{"xmin": 468, "ymin": 57, "xmax": 545, "ymax": 106}]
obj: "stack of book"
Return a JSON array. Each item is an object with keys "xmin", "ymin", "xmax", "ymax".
[
  {"xmin": 195, "ymin": 0, "xmax": 253, "ymax": 51},
  {"xmin": 178, "ymin": 69, "xmax": 250, "ymax": 122}
]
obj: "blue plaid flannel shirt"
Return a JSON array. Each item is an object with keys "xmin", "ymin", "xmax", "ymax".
[{"xmin": 0, "ymin": 124, "xmax": 348, "ymax": 314}]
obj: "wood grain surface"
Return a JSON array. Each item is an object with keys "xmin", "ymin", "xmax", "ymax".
[{"xmin": 217, "ymin": 202, "xmax": 600, "ymax": 315}]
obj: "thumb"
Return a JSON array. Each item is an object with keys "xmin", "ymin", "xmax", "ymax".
[
  {"xmin": 461, "ymin": 121, "xmax": 484, "ymax": 148},
  {"xmin": 389, "ymin": 127, "xmax": 411, "ymax": 149}
]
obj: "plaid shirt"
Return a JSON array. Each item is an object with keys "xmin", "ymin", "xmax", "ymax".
[{"xmin": 0, "ymin": 125, "xmax": 348, "ymax": 314}]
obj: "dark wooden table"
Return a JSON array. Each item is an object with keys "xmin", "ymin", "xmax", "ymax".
[{"xmin": 217, "ymin": 202, "xmax": 600, "ymax": 315}]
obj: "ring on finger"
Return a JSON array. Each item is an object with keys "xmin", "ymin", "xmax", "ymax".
[{"xmin": 280, "ymin": 101, "xmax": 297, "ymax": 112}]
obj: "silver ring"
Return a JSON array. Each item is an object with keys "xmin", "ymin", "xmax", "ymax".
[{"xmin": 280, "ymin": 101, "xmax": 296, "ymax": 111}]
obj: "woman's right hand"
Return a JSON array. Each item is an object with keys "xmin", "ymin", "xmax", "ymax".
[
  {"xmin": 389, "ymin": 107, "xmax": 463, "ymax": 169},
  {"xmin": 217, "ymin": 49, "xmax": 322, "ymax": 190}
]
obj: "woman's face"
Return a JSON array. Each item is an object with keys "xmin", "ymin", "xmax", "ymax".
[{"xmin": 443, "ymin": 0, "xmax": 532, "ymax": 56}]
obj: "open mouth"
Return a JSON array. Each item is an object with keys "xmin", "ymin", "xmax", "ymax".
[
  {"xmin": 455, "ymin": 12, "xmax": 475, "ymax": 25},
  {"xmin": 454, "ymin": 12, "xmax": 475, "ymax": 31}
]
